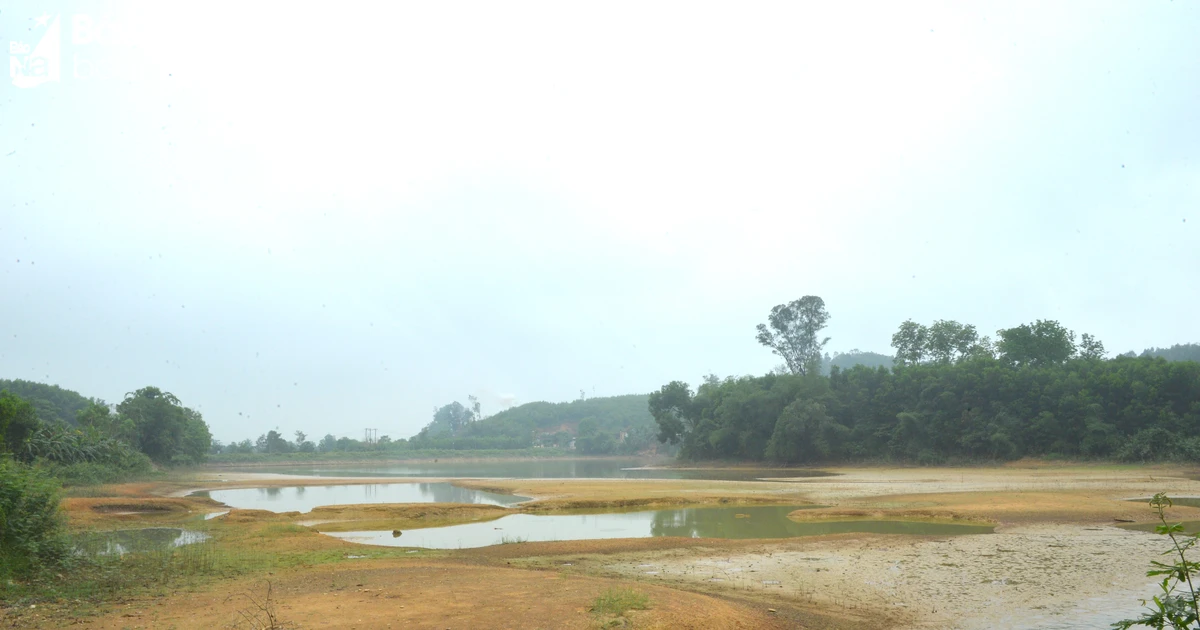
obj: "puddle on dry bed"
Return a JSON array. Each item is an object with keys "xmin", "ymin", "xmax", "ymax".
[
  {"xmin": 73, "ymin": 528, "xmax": 210, "ymax": 556},
  {"xmin": 197, "ymin": 482, "xmax": 528, "ymax": 513},
  {"xmin": 1121, "ymin": 497, "xmax": 1200, "ymax": 533},
  {"xmin": 1120, "ymin": 520, "xmax": 1200, "ymax": 534},
  {"xmin": 324, "ymin": 505, "xmax": 993, "ymax": 549}
]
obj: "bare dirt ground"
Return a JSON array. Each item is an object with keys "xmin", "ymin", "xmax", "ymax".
[
  {"xmin": 9, "ymin": 463, "xmax": 1200, "ymax": 629},
  {"xmin": 45, "ymin": 560, "xmax": 792, "ymax": 630}
]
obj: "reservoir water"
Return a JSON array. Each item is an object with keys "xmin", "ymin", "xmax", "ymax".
[
  {"xmin": 200, "ymin": 482, "xmax": 528, "ymax": 513},
  {"xmin": 228, "ymin": 458, "xmax": 834, "ymax": 481}
]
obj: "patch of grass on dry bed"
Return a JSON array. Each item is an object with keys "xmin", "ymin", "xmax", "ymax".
[{"xmin": 592, "ymin": 586, "xmax": 651, "ymax": 617}]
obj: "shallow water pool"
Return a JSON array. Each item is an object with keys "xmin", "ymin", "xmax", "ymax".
[
  {"xmin": 324, "ymin": 505, "xmax": 994, "ymax": 549},
  {"xmin": 74, "ymin": 528, "xmax": 210, "ymax": 556}
]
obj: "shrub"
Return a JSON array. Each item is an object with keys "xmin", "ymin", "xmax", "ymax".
[
  {"xmin": 0, "ymin": 457, "xmax": 69, "ymax": 579},
  {"xmin": 1117, "ymin": 428, "xmax": 1184, "ymax": 463}
]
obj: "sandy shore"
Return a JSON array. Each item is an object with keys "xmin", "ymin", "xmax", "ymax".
[{"xmin": 776, "ymin": 465, "xmax": 1200, "ymax": 503}]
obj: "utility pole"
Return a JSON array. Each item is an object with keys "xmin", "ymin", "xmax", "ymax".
[{"xmin": 364, "ymin": 428, "xmax": 378, "ymax": 446}]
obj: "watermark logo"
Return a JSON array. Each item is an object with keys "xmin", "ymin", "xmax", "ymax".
[
  {"xmin": 8, "ymin": 13, "xmax": 144, "ymax": 88},
  {"xmin": 9, "ymin": 13, "xmax": 61, "ymax": 88}
]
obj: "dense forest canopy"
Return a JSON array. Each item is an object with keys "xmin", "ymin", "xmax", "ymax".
[{"xmin": 651, "ymin": 298, "xmax": 1200, "ymax": 464}]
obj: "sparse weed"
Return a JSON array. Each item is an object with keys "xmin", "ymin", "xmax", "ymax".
[
  {"xmin": 1115, "ymin": 493, "xmax": 1200, "ymax": 629},
  {"xmin": 227, "ymin": 580, "xmax": 295, "ymax": 629}
]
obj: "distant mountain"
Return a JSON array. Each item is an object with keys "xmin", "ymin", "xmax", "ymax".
[
  {"xmin": 1138, "ymin": 343, "xmax": 1200, "ymax": 363},
  {"xmin": 0, "ymin": 379, "xmax": 95, "ymax": 425},
  {"xmin": 823, "ymin": 350, "xmax": 894, "ymax": 374}
]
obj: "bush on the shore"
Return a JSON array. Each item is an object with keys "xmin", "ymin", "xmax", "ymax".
[{"xmin": 0, "ymin": 457, "xmax": 69, "ymax": 580}]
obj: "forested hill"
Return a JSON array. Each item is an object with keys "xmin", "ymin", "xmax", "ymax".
[
  {"xmin": 410, "ymin": 393, "xmax": 658, "ymax": 453},
  {"xmin": 471, "ymin": 394, "xmax": 654, "ymax": 436},
  {"xmin": 0, "ymin": 379, "xmax": 93, "ymax": 425},
  {"xmin": 424, "ymin": 393, "xmax": 654, "ymax": 440}
]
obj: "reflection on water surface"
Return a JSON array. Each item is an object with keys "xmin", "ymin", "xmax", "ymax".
[
  {"xmin": 199, "ymin": 482, "xmax": 527, "ymax": 512},
  {"xmin": 228, "ymin": 459, "xmax": 835, "ymax": 481}
]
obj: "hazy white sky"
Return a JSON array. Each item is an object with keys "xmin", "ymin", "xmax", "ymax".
[{"xmin": 1, "ymin": 1, "xmax": 1197, "ymax": 442}]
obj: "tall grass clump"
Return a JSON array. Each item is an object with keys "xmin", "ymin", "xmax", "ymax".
[{"xmin": 10, "ymin": 536, "xmax": 271, "ymax": 604}]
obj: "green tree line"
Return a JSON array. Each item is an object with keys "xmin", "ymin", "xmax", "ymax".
[{"xmin": 652, "ymin": 297, "xmax": 1200, "ymax": 464}]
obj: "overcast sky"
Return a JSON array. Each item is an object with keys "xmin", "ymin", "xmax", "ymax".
[{"xmin": 1, "ymin": 1, "xmax": 1196, "ymax": 442}]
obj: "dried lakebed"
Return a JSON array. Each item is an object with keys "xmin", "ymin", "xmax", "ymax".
[{"xmin": 58, "ymin": 465, "xmax": 1200, "ymax": 629}]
